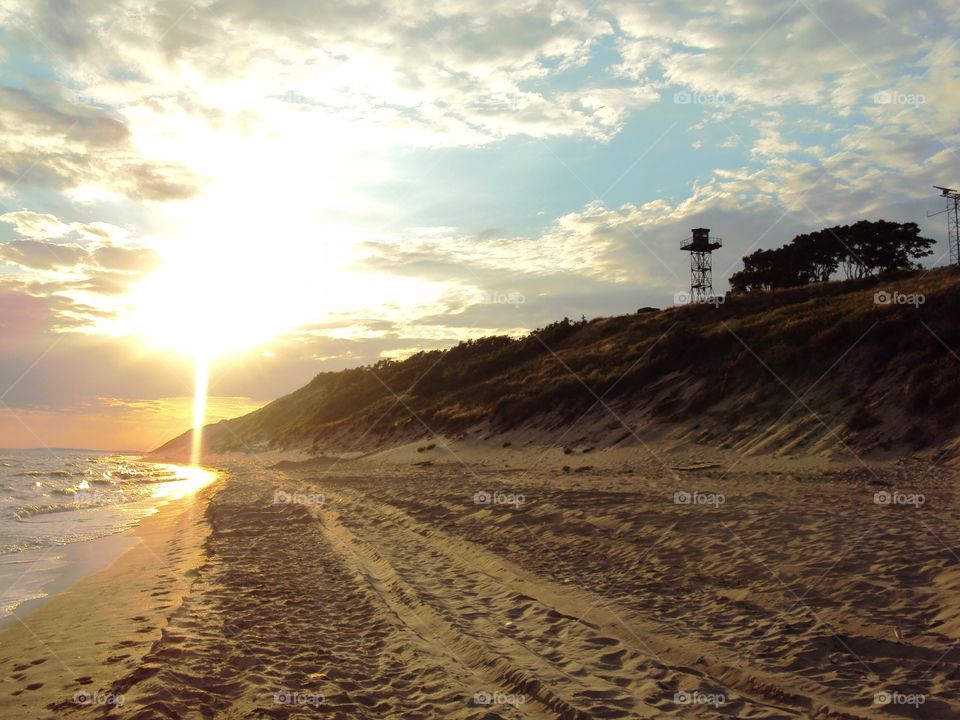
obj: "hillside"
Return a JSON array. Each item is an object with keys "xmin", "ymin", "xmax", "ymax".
[{"xmin": 155, "ymin": 267, "xmax": 960, "ymax": 462}]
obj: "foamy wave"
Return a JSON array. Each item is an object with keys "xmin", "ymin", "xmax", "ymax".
[
  {"xmin": 11, "ymin": 502, "xmax": 85, "ymax": 521},
  {"xmin": 0, "ymin": 539, "xmax": 55, "ymax": 554}
]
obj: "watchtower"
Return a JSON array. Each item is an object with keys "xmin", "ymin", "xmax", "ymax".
[{"xmin": 680, "ymin": 228, "xmax": 722, "ymax": 302}]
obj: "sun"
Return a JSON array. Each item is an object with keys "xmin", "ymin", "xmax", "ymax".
[{"xmin": 126, "ymin": 254, "xmax": 284, "ymax": 359}]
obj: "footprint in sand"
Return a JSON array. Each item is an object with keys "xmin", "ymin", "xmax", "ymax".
[
  {"xmin": 598, "ymin": 648, "xmax": 627, "ymax": 669},
  {"xmin": 584, "ymin": 636, "xmax": 621, "ymax": 648}
]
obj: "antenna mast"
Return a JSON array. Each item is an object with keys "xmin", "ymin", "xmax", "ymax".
[{"xmin": 929, "ymin": 186, "xmax": 960, "ymax": 267}]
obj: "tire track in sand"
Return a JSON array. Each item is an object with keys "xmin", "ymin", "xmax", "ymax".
[{"xmin": 315, "ymin": 484, "xmax": 824, "ymax": 719}]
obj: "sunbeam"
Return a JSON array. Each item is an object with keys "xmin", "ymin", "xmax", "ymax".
[{"xmin": 190, "ymin": 356, "xmax": 209, "ymax": 467}]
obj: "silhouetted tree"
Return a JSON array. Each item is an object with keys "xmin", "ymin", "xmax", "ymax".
[
  {"xmin": 792, "ymin": 230, "xmax": 842, "ymax": 281},
  {"xmin": 836, "ymin": 220, "xmax": 934, "ymax": 279},
  {"xmin": 730, "ymin": 220, "xmax": 934, "ymax": 292},
  {"xmin": 730, "ymin": 246, "xmax": 809, "ymax": 292}
]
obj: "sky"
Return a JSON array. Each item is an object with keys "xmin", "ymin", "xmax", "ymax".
[{"xmin": 0, "ymin": 0, "xmax": 958, "ymax": 450}]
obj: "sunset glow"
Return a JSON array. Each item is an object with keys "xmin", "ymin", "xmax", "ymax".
[{"xmin": 0, "ymin": 1, "xmax": 956, "ymax": 449}]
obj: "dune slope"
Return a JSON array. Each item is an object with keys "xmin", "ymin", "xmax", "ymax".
[{"xmin": 155, "ymin": 268, "xmax": 960, "ymax": 461}]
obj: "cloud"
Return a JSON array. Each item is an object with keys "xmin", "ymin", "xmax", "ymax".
[
  {"xmin": 0, "ymin": 211, "xmax": 166, "ymax": 326},
  {"xmin": 0, "ymin": 279, "xmax": 109, "ymax": 348},
  {"xmin": 0, "ymin": 210, "xmax": 73, "ymax": 239},
  {"xmin": 0, "ymin": 239, "xmax": 88, "ymax": 270},
  {"xmin": 3, "ymin": 0, "xmax": 654, "ymax": 146},
  {"xmin": 612, "ymin": 0, "xmax": 923, "ymax": 107},
  {"xmin": 0, "ymin": 84, "xmax": 129, "ymax": 145},
  {"xmin": 91, "ymin": 245, "xmax": 161, "ymax": 273},
  {"xmin": 0, "ymin": 83, "xmax": 202, "ymax": 200}
]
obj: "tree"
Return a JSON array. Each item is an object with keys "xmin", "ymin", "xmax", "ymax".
[
  {"xmin": 836, "ymin": 220, "xmax": 934, "ymax": 279},
  {"xmin": 730, "ymin": 220, "xmax": 934, "ymax": 293},
  {"xmin": 791, "ymin": 230, "xmax": 842, "ymax": 282},
  {"xmin": 729, "ymin": 245, "xmax": 811, "ymax": 292}
]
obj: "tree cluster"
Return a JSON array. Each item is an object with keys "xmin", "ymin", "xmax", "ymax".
[{"xmin": 729, "ymin": 220, "xmax": 934, "ymax": 293}]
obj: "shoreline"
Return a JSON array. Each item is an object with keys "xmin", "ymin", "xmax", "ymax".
[
  {"xmin": 0, "ymin": 532, "xmax": 139, "ymax": 632},
  {"xmin": 0, "ymin": 467, "xmax": 218, "ymax": 718}
]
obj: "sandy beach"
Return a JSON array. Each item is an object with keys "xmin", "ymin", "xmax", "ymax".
[
  {"xmin": 0, "ymin": 446, "xmax": 955, "ymax": 718},
  {"xmin": 4, "ymin": 0, "xmax": 959, "ymax": 716},
  {"xmin": 0, "ymin": 473, "xmax": 216, "ymax": 719}
]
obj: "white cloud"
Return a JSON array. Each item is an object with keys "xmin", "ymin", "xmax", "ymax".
[
  {"xmin": 2, "ymin": 0, "xmax": 662, "ymax": 150},
  {"xmin": 0, "ymin": 211, "xmax": 73, "ymax": 239}
]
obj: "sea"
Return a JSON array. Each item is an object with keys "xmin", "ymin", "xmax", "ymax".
[{"xmin": 0, "ymin": 449, "xmax": 213, "ymax": 619}]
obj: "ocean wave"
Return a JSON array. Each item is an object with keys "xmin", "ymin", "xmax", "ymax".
[
  {"xmin": 0, "ymin": 457, "xmax": 198, "ymax": 561},
  {"xmin": 0, "ymin": 539, "xmax": 54, "ymax": 555},
  {"xmin": 15, "ymin": 470, "xmax": 73, "ymax": 478},
  {"xmin": 11, "ymin": 502, "xmax": 85, "ymax": 521}
]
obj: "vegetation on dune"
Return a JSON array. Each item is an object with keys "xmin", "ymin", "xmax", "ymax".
[{"xmin": 157, "ymin": 265, "xmax": 960, "ymax": 458}]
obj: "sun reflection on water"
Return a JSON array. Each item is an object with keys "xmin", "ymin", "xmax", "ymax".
[{"xmin": 152, "ymin": 464, "xmax": 218, "ymax": 501}]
